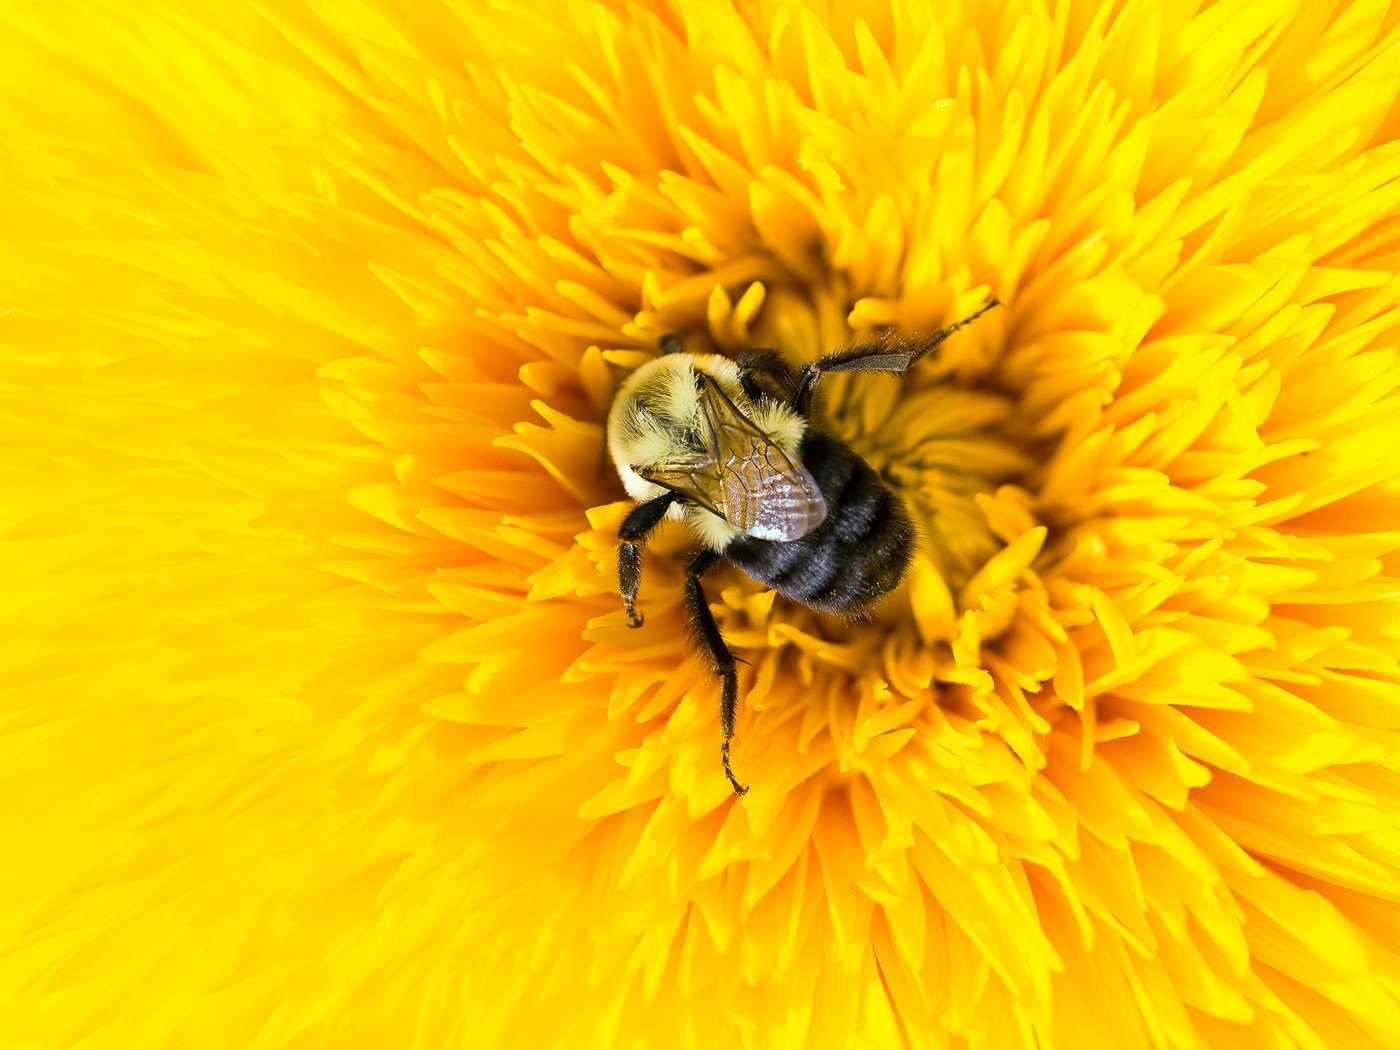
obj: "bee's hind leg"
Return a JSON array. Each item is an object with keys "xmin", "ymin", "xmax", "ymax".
[
  {"xmin": 617, "ymin": 491, "xmax": 681, "ymax": 627},
  {"xmin": 790, "ymin": 298, "xmax": 1001, "ymax": 416},
  {"xmin": 735, "ymin": 348, "xmax": 801, "ymax": 408},
  {"xmin": 683, "ymin": 548, "xmax": 749, "ymax": 797}
]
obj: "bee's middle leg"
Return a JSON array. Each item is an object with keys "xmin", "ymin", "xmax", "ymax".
[{"xmin": 683, "ymin": 547, "xmax": 749, "ymax": 797}]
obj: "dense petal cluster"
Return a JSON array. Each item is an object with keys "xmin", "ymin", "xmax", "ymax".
[{"xmin": 1, "ymin": 1, "xmax": 1399, "ymax": 1047}]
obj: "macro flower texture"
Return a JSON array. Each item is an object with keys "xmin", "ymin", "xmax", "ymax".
[{"xmin": 2, "ymin": 0, "xmax": 1400, "ymax": 1046}]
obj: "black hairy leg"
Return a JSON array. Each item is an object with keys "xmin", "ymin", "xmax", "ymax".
[
  {"xmin": 791, "ymin": 297, "xmax": 1001, "ymax": 416},
  {"xmin": 684, "ymin": 547, "xmax": 749, "ymax": 796},
  {"xmin": 617, "ymin": 491, "xmax": 681, "ymax": 627},
  {"xmin": 736, "ymin": 347, "xmax": 800, "ymax": 407}
]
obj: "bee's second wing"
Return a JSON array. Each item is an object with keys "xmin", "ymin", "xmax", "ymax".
[
  {"xmin": 697, "ymin": 374, "xmax": 827, "ymax": 541},
  {"xmin": 635, "ymin": 459, "xmax": 726, "ymax": 521}
]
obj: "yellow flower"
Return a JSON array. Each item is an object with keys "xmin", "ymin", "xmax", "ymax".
[{"xmin": 2, "ymin": 0, "xmax": 1399, "ymax": 1046}]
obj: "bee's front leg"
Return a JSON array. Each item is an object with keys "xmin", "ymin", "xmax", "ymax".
[{"xmin": 617, "ymin": 491, "xmax": 681, "ymax": 627}]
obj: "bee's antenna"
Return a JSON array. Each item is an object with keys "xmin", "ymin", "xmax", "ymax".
[{"xmin": 659, "ymin": 333, "xmax": 686, "ymax": 356}]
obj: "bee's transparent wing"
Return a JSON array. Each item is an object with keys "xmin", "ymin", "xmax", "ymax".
[
  {"xmin": 639, "ymin": 373, "xmax": 827, "ymax": 542},
  {"xmin": 637, "ymin": 460, "xmax": 726, "ymax": 520}
]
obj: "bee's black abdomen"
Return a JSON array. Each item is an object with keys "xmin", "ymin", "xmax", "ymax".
[{"xmin": 725, "ymin": 431, "xmax": 915, "ymax": 614}]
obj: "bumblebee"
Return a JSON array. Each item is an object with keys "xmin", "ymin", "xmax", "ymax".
[{"xmin": 608, "ymin": 299, "xmax": 1000, "ymax": 795}]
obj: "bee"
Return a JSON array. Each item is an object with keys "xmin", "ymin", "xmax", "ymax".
[{"xmin": 608, "ymin": 299, "xmax": 1001, "ymax": 795}]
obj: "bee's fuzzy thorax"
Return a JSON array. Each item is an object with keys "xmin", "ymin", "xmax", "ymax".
[{"xmin": 608, "ymin": 352, "xmax": 808, "ymax": 550}]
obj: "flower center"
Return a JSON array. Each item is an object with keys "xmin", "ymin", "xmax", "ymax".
[{"xmin": 816, "ymin": 369, "xmax": 1041, "ymax": 592}]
